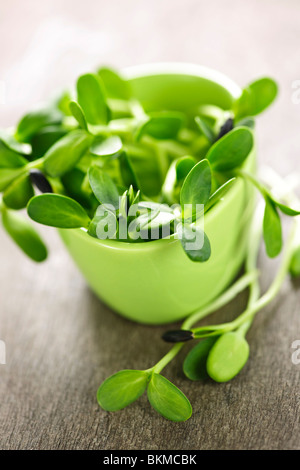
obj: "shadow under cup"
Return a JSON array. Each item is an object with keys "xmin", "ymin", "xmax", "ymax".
[{"xmin": 59, "ymin": 64, "xmax": 256, "ymax": 325}]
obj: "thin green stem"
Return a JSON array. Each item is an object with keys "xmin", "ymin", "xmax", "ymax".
[
  {"xmin": 25, "ymin": 157, "xmax": 44, "ymax": 171},
  {"xmin": 152, "ymin": 270, "xmax": 258, "ymax": 374},
  {"xmin": 236, "ymin": 203, "xmax": 263, "ymax": 336},
  {"xmin": 152, "ymin": 343, "xmax": 183, "ymax": 374},
  {"xmin": 193, "ymin": 215, "xmax": 299, "ymax": 337},
  {"xmin": 236, "ymin": 168, "xmax": 267, "ymax": 199},
  {"xmin": 182, "ymin": 271, "xmax": 258, "ymax": 330},
  {"xmin": 193, "ymin": 172, "xmax": 300, "ymax": 339},
  {"xmin": 152, "ymin": 172, "xmax": 298, "ymax": 374},
  {"xmin": 129, "ymin": 99, "xmax": 148, "ymax": 121}
]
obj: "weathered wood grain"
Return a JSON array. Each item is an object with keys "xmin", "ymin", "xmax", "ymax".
[{"xmin": 0, "ymin": 0, "xmax": 300, "ymax": 450}]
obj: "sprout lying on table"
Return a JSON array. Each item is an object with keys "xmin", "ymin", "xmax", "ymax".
[{"xmin": 1, "ymin": 67, "xmax": 299, "ymax": 421}]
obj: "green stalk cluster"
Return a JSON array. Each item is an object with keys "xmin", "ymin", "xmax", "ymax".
[
  {"xmin": 1, "ymin": 66, "xmax": 299, "ymax": 421},
  {"xmin": 97, "ymin": 175, "xmax": 300, "ymax": 421},
  {"xmin": 1, "ymin": 68, "xmax": 296, "ymax": 262}
]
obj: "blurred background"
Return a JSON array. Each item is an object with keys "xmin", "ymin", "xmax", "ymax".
[
  {"xmin": 0, "ymin": 0, "xmax": 299, "ymax": 177},
  {"xmin": 1, "ymin": 0, "xmax": 300, "ymax": 450},
  {"xmin": 1, "ymin": 0, "xmax": 300, "ymax": 175}
]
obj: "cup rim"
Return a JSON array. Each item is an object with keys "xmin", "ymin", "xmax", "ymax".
[
  {"xmin": 76, "ymin": 63, "xmax": 252, "ymax": 250},
  {"xmin": 123, "ymin": 62, "xmax": 242, "ymax": 100}
]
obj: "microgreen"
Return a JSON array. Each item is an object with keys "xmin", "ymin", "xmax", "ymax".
[
  {"xmin": 0, "ymin": 130, "xmax": 31, "ymax": 155},
  {"xmin": 204, "ymin": 178, "xmax": 236, "ymax": 213},
  {"xmin": 90, "ymin": 136, "xmax": 123, "ymax": 157},
  {"xmin": 206, "ymin": 332, "xmax": 250, "ymax": 382},
  {"xmin": 147, "ymin": 373, "xmax": 192, "ymax": 422},
  {"xmin": 178, "ymin": 159, "xmax": 212, "ymax": 260},
  {"xmin": 235, "ymin": 169, "xmax": 300, "ymax": 257},
  {"xmin": 119, "ymin": 151, "xmax": 140, "ymax": 190},
  {"xmin": 61, "ymin": 168, "xmax": 96, "ymax": 210},
  {"xmin": 1, "ymin": 207, "xmax": 47, "ymax": 262},
  {"xmin": 0, "ymin": 139, "xmax": 28, "ymax": 168},
  {"xmin": 175, "ymin": 157, "xmax": 197, "ymax": 182},
  {"xmin": 0, "ymin": 167, "xmax": 27, "ymax": 192},
  {"xmin": 97, "ymin": 370, "xmax": 150, "ymax": 411},
  {"xmin": 69, "ymin": 101, "xmax": 88, "ymax": 131},
  {"xmin": 98, "ymin": 67, "xmax": 132, "ymax": 101},
  {"xmin": 195, "ymin": 116, "xmax": 215, "ymax": 143},
  {"xmin": 233, "ymin": 77, "xmax": 278, "ymax": 119},
  {"xmin": 1, "ymin": 66, "xmax": 299, "ymax": 422},
  {"xmin": 161, "ymin": 156, "xmax": 197, "ymax": 204},
  {"xmin": 27, "ymin": 194, "xmax": 90, "ymax": 228},
  {"xmin": 183, "ymin": 337, "xmax": 218, "ymax": 381},
  {"xmin": 206, "ymin": 127, "xmax": 253, "ymax": 172},
  {"xmin": 179, "ymin": 224, "xmax": 211, "ymax": 262},
  {"xmin": 263, "ymin": 197, "xmax": 283, "ymax": 258},
  {"xmin": 97, "ymin": 174, "xmax": 299, "ymax": 421},
  {"xmin": 180, "ymin": 159, "xmax": 212, "ymax": 214},
  {"xmin": 3, "ymin": 173, "xmax": 34, "ymax": 210},
  {"xmin": 43, "ymin": 130, "xmax": 92, "ymax": 177},
  {"xmin": 15, "ymin": 105, "xmax": 63, "ymax": 143},
  {"xmin": 97, "ymin": 368, "xmax": 192, "ymax": 422},
  {"xmin": 77, "ymin": 73, "xmax": 109, "ymax": 125},
  {"xmin": 30, "ymin": 126, "xmax": 68, "ymax": 159},
  {"xmin": 88, "ymin": 166, "xmax": 120, "ymax": 209},
  {"xmin": 89, "ymin": 206, "xmax": 118, "ymax": 240},
  {"xmin": 128, "ymin": 209, "xmax": 176, "ymax": 241},
  {"xmin": 135, "ymin": 112, "xmax": 185, "ymax": 141}
]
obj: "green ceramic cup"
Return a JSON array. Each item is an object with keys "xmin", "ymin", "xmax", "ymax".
[{"xmin": 59, "ymin": 63, "xmax": 256, "ymax": 325}]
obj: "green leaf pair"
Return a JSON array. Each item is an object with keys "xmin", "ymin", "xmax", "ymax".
[
  {"xmin": 97, "ymin": 369, "xmax": 192, "ymax": 422},
  {"xmin": 184, "ymin": 332, "xmax": 249, "ymax": 383},
  {"xmin": 0, "ymin": 66, "xmax": 282, "ymax": 269}
]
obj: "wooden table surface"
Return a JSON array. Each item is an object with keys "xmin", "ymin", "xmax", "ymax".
[{"xmin": 0, "ymin": 0, "xmax": 300, "ymax": 450}]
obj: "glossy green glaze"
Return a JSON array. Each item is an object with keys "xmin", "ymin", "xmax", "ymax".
[{"xmin": 59, "ymin": 64, "xmax": 256, "ymax": 324}]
